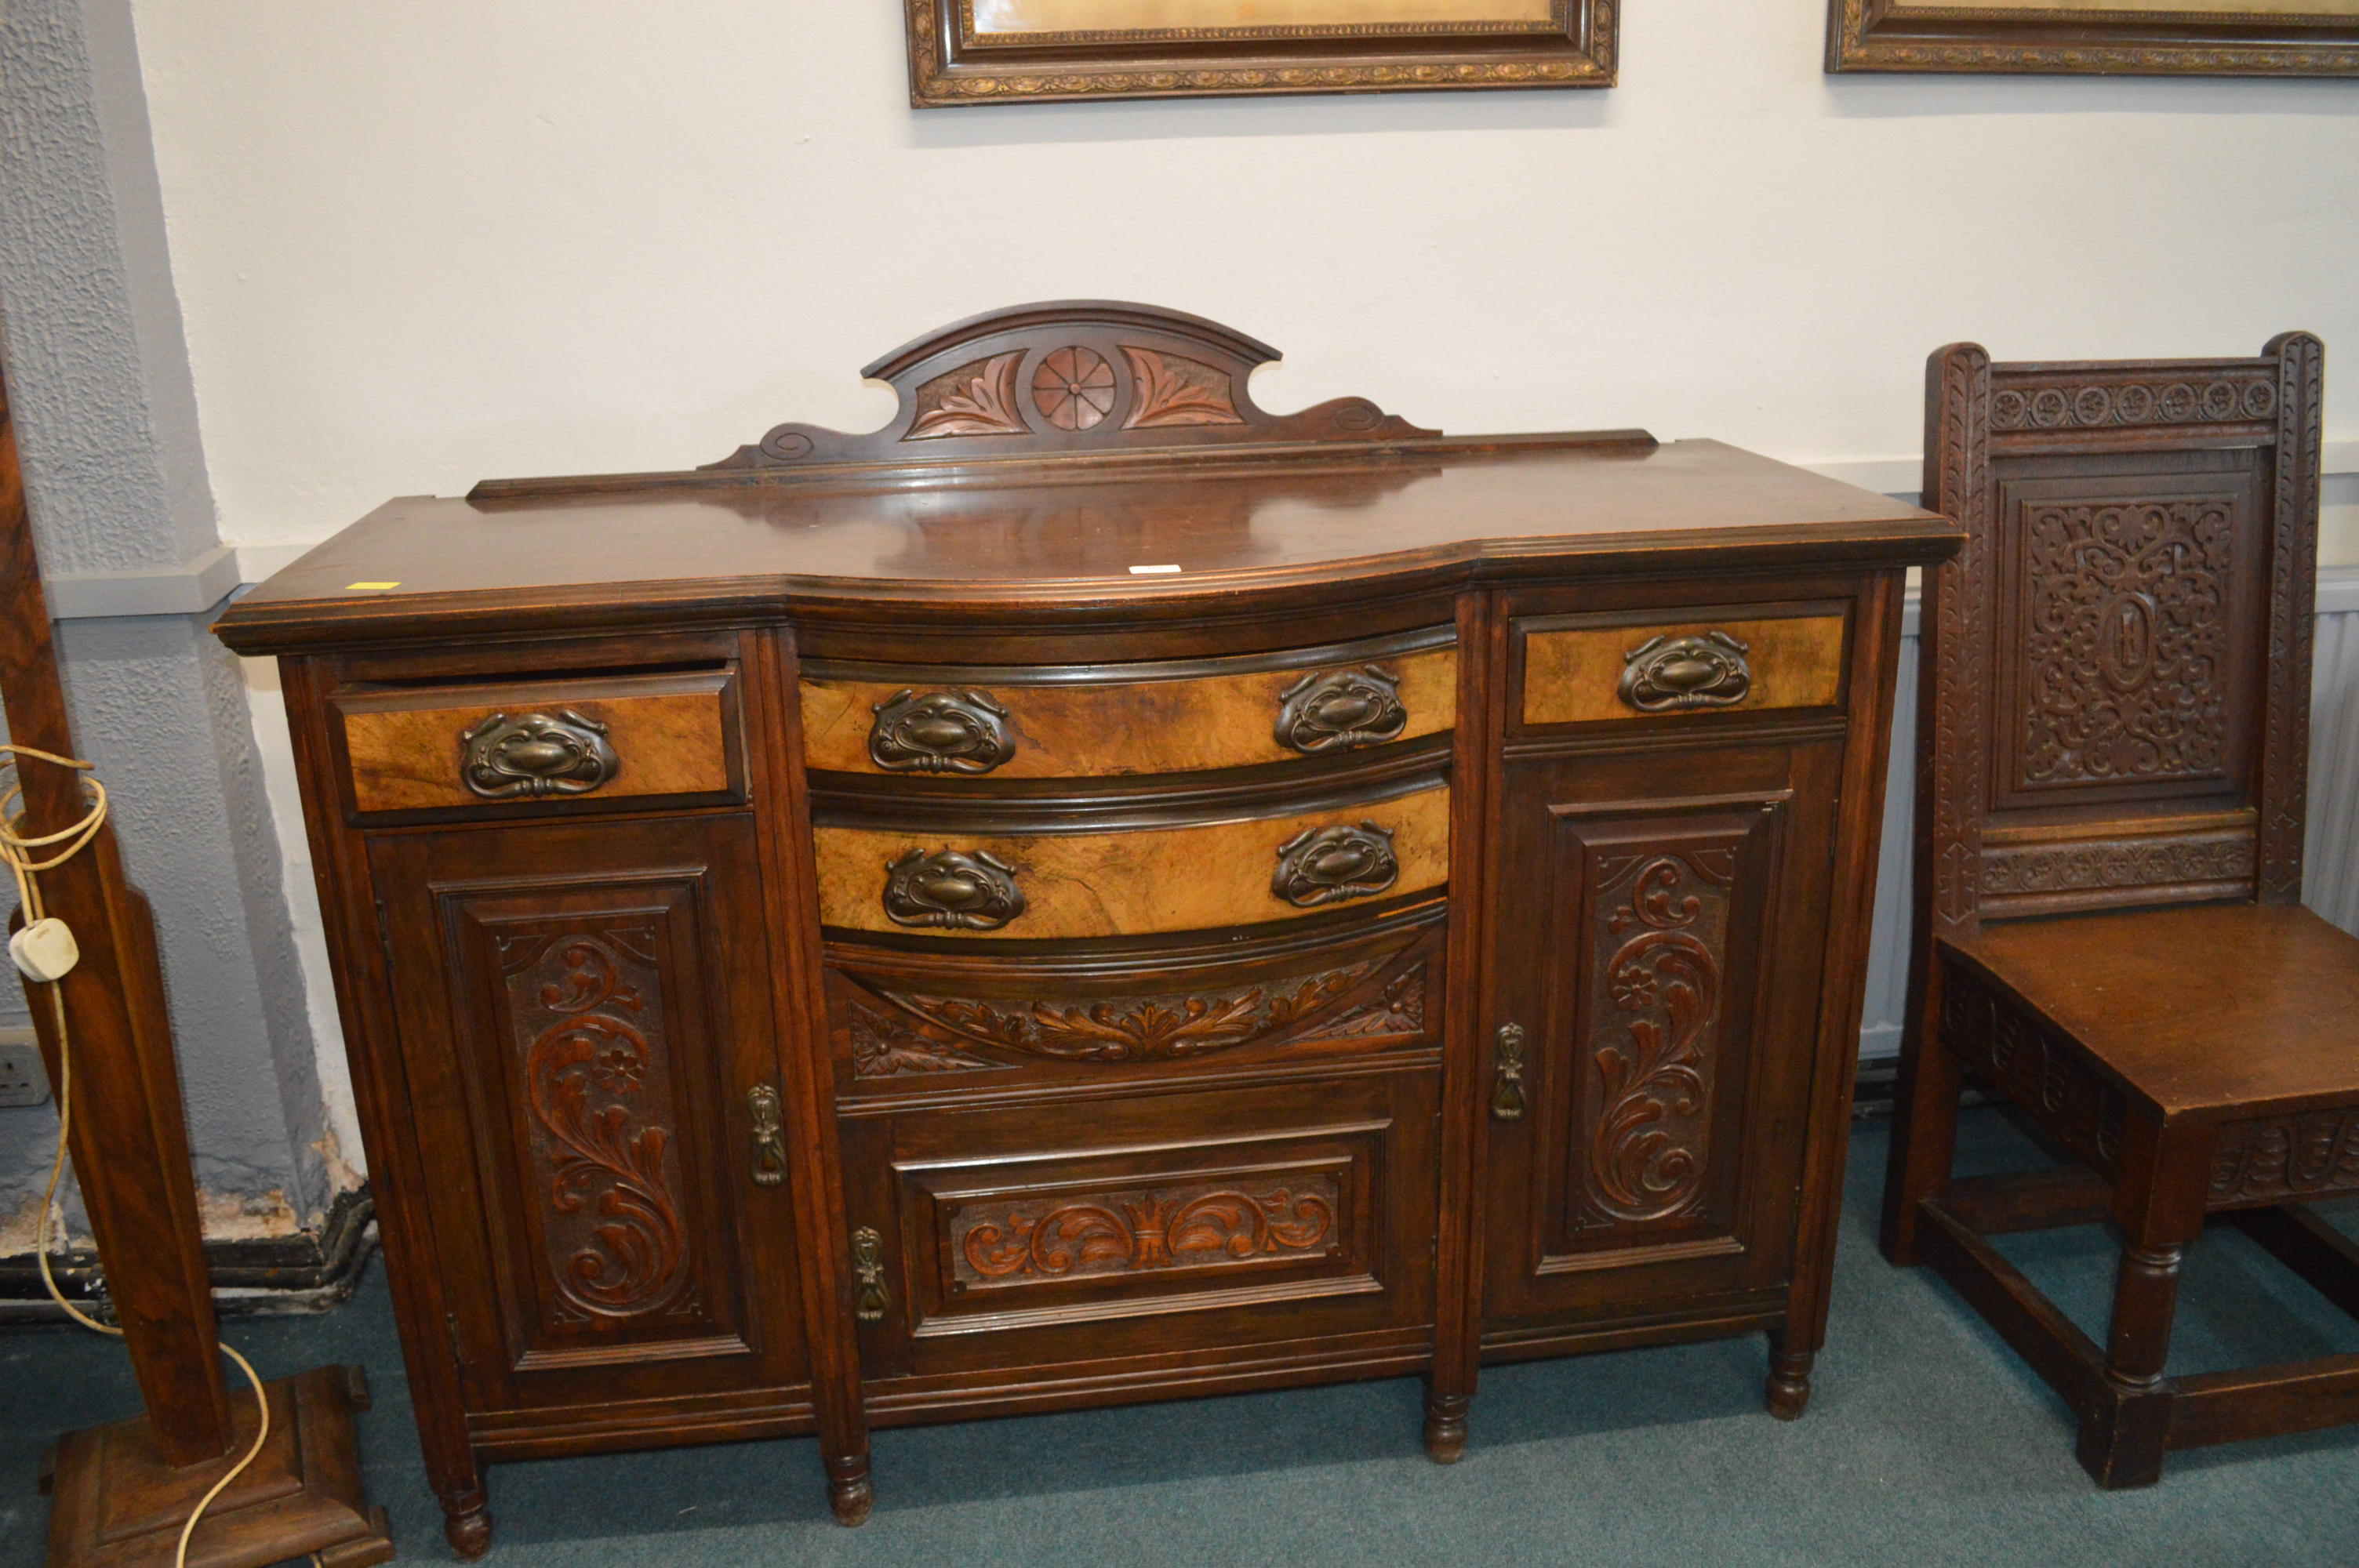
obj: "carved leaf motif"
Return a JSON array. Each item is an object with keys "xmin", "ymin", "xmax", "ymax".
[
  {"xmin": 1120, "ymin": 347, "xmax": 1244, "ymax": 429},
  {"xmin": 885, "ymin": 960, "xmax": 1383, "ymax": 1065},
  {"xmin": 845, "ymin": 996, "xmax": 1005, "ymax": 1078},
  {"xmin": 906, "ymin": 350, "xmax": 1028, "ymax": 440},
  {"xmin": 1289, "ymin": 965, "xmax": 1427, "ymax": 1044},
  {"xmin": 2017, "ymin": 499, "xmax": 2234, "ymax": 788},
  {"xmin": 511, "ymin": 931, "xmax": 693, "ymax": 1322},
  {"xmin": 957, "ymin": 1181, "xmax": 1336, "ymax": 1282}
]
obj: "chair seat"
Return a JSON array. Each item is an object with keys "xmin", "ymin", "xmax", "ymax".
[{"xmin": 1941, "ymin": 903, "xmax": 2359, "ymax": 1124}]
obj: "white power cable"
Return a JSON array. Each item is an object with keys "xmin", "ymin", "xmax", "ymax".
[{"xmin": 3, "ymin": 745, "xmax": 272, "ymax": 1568}]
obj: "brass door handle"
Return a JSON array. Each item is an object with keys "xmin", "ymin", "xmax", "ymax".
[
  {"xmin": 1492, "ymin": 1023, "xmax": 1528, "ymax": 1121},
  {"xmin": 851, "ymin": 1226, "xmax": 889, "ymax": 1323},
  {"xmin": 745, "ymin": 1085, "xmax": 787, "ymax": 1188}
]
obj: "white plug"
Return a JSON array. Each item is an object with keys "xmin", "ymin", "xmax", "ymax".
[{"xmin": 11, "ymin": 917, "xmax": 78, "ymax": 982}]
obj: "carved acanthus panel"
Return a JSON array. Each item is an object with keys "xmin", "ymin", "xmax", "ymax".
[
  {"xmin": 1120, "ymin": 347, "xmax": 1243, "ymax": 429},
  {"xmin": 2012, "ymin": 497, "xmax": 2235, "ymax": 791},
  {"xmin": 2208, "ymin": 1111, "xmax": 2359, "ymax": 1208},
  {"xmin": 1569, "ymin": 848, "xmax": 1736, "ymax": 1232},
  {"xmin": 497, "ymin": 926, "xmax": 700, "ymax": 1326},
  {"xmin": 905, "ymin": 350, "xmax": 1028, "ymax": 440},
  {"xmin": 1938, "ymin": 967, "xmax": 2127, "ymax": 1177},
  {"xmin": 838, "ymin": 946, "xmax": 1428, "ymax": 1077},
  {"xmin": 953, "ymin": 1176, "xmax": 1339, "ymax": 1287}
]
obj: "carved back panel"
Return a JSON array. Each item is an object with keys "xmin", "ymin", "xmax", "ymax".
[
  {"xmin": 1918, "ymin": 336, "xmax": 2323, "ymax": 933},
  {"xmin": 700, "ymin": 300, "xmax": 1438, "ymax": 474}
]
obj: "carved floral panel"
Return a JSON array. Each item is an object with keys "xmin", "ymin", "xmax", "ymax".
[
  {"xmin": 2012, "ymin": 498, "xmax": 2235, "ymax": 790},
  {"xmin": 496, "ymin": 926, "xmax": 702, "ymax": 1329},
  {"xmin": 951, "ymin": 1174, "xmax": 1339, "ymax": 1287}
]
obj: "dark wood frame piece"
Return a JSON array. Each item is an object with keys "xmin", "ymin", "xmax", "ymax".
[
  {"xmin": 1828, "ymin": 0, "xmax": 2359, "ymax": 76},
  {"xmin": 904, "ymin": 0, "xmax": 1615, "ymax": 106},
  {"xmin": 1881, "ymin": 334, "xmax": 2359, "ymax": 1489}
]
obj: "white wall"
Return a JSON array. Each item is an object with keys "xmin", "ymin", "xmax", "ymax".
[{"xmin": 118, "ymin": 4, "xmax": 2359, "ymax": 1178}]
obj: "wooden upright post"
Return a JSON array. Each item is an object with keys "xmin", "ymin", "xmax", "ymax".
[{"xmin": 1, "ymin": 366, "xmax": 394, "ymax": 1567}]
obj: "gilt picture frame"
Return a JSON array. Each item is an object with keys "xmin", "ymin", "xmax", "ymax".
[
  {"xmin": 1828, "ymin": 0, "xmax": 2359, "ymax": 76},
  {"xmin": 904, "ymin": 0, "xmax": 1616, "ymax": 107}
]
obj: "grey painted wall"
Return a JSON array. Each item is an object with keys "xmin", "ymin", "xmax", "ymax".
[{"xmin": 0, "ymin": 0, "xmax": 333, "ymax": 1244}]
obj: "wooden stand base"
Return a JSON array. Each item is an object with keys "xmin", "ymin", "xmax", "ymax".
[{"xmin": 41, "ymin": 1364, "xmax": 394, "ymax": 1568}]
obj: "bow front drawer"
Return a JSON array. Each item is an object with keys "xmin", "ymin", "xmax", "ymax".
[
  {"xmin": 1516, "ymin": 607, "xmax": 1848, "ymax": 728},
  {"xmin": 332, "ymin": 670, "xmax": 743, "ymax": 817},
  {"xmin": 800, "ymin": 630, "xmax": 1456, "ymax": 782}
]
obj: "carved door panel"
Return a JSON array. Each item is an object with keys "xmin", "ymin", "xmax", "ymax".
[
  {"xmin": 839, "ymin": 1071, "xmax": 1438, "ymax": 1387},
  {"xmin": 369, "ymin": 815, "xmax": 809, "ymax": 1414},
  {"xmin": 1481, "ymin": 740, "xmax": 1841, "ymax": 1332}
]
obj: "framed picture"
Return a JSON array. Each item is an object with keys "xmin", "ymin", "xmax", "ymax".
[
  {"xmin": 1828, "ymin": 0, "xmax": 2359, "ymax": 76},
  {"xmin": 904, "ymin": 0, "xmax": 1616, "ymax": 106}
]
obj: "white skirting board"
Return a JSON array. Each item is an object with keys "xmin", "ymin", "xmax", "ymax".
[{"xmin": 1856, "ymin": 565, "xmax": 2359, "ymax": 1060}]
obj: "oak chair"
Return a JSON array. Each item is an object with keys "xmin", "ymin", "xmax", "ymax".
[{"xmin": 1883, "ymin": 334, "xmax": 2359, "ymax": 1488}]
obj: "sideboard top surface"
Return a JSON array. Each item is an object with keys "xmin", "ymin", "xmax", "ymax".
[{"xmin": 216, "ymin": 436, "xmax": 1953, "ymax": 655}]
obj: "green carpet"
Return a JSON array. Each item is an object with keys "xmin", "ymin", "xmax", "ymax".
[{"xmin": 5, "ymin": 1109, "xmax": 2356, "ymax": 1566}]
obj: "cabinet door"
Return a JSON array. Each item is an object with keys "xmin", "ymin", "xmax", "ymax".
[
  {"xmin": 1481, "ymin": 740, "xmax": 1840, "ymax": 1332},
  {"xmin": 369, "ymin": 815, "xmax": 809, "ymax": 1414}
]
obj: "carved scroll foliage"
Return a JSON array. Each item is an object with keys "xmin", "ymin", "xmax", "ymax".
[
  {"xmin": 1928, "ymin": 345, "xmax": 1993, "ymax": 935},
  {"xmin": 846, "ymin": 995, "xmax": 1006, "ymax": 1078},
  {"xmin": 906, "ymin": 350, "xmax": 1028, "ymax": 440},
  {"xmin": 1981, "ymin": 832, "xmax": 2255, "ymax": 900},
  {"xmin": 505, "ymin": 929, "xmax": 694, "ymax": 1323},
  {"xmin": 1121, "ymin": 346, "xmax": 1243, "ymax": 429},
  {"xmin": 1577, "ymin": 853, "xmax": 1731, "ymax": 1227},
  {"xmin": 2208, "ymin": 1111, "xmax": 2359, "ymax": 1207},
  {"xmin": 2017, "ymin": 499, "xmax": 2234, "ymax": 788},
  {"xmin": 956, "ymin": 1178, "xmax": 1336, "ymax": 1283}
]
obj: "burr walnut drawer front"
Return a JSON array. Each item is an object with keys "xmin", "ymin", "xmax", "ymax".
[
  {"xmin": 799, "ymin": 630, "xmax": 1455, "ymax": 781},
  {"xmin": 810, "ymin": 780, "xmax": 1449, "ymax": 940},
  {"xmin": 333, "ymin": 670, "xmax": 743, "ymax": 816},
  {"xmin": 1515, "ymin": 606, "xmax": 1848, "ymax": 728}
]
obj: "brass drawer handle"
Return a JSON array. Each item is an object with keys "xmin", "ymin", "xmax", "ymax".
[
  {"xmin": 458, "ymin": 710, "xmax": 618, "ymax": 798},
  {"xmin": 1274, "ymin": 666, "xmax": 1408, "ymax": 754},
  {"xmin": 1492, "ymin": 1023, "xmax": 1528, "ymax": 1121},
  {"xmin": 745, "ymin": 1085, "xmax": 787, "ymax": 1188},
  {"xmin": 868, "ymin": 688, "xmax": 1015, "ymax": 775},
  {"xmin": 851, "ymin": 1226, "xmax": 889, "ymax": 1323},
  {"xmin": 1617, "ymin": 632, "xmax": 1752, "ymax": 713},
  {"xmin": 1272, "ymin": 822, "xmax": 1399, "ymax": 908},
  {"xmin": 882, "ymin": 848, "xmax": 1027, "ymax": 931}
]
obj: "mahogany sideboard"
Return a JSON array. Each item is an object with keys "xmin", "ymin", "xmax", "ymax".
[{"xmin": 211, "ymin": 303, "xmax": 1961, "ymax": 1557}]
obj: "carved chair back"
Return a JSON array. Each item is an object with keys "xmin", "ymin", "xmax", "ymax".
[{"xmin": 1916, "ymin": 336, "xmax": 2324, "ymax": 942}]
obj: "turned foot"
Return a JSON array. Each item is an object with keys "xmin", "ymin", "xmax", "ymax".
[
  {"xmin": 441, "ymin": 1490, "xmax": 493, "ymax": 1560},
  {"xmin": 1423, "ymin": 1393, "xmax": 1469, "ymax": 1464},
  {"xmin": 828, "ymin": 1463, "xmax": 874, "ymax": 1527},
  {"xmin": 1765, "ymin": 1345, "xmax": 1813, "ymax": 1421}
]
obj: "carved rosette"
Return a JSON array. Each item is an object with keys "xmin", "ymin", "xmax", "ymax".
[
  {"xmin": 1617, "ymin": 633, "xmax": 1752, "ymax": 713},
  {"xmin": 2015, "ymin": 499, "xmax": 2232, "ymax": 788},
  {"xmin": 1030, "ymin": 346, "xmax": 1116, "ymax": 430},
  {"xmin": 1579, "ymin": 854, "xmax": 1728, "ymax": 1227},
  {"xmin": 1274, "ymin": 666, "xmax": 1408, "ymax": 754},
  {"xmin": 505, "ymin": 929, "xmax": 693, "ymax": 1323},
  {"xmin": 460, "ymin": 710, "xmax": 619, "ymax": 799},
  {"xmin": 956, "ymin": 1179, "xmax": 1337, "ymax": 1283},
  {"xmin": 1272, "ymin": 822, "xmax": 1399, "ymax": 908},
  {"xmin": 881, "ymin": 848, "xmax": 1026, "ymax": 931},
  {"xmin": 1990, "ymin": 375, "xmax": 2276, "ymax": 431},
  {"xmin": 867, "ymin": 688, "xmax": 1016, "ymax": 775}
]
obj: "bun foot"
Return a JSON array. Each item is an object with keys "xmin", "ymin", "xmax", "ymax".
[
  {"xmin": 1765, "ymin": 1349, "xmax": 1813, "ymax": 1421},
  {"xmin": 1423, "ymin": 1394, "xmax": 1469, "ymax": 1464},
  {"xmin": 828, "ymin": 1469, "xmax": 874, "ymax": 1526},
  {"xmin": 442, "ymin": 1494, "xmax": 493, "ymax": 1560}
]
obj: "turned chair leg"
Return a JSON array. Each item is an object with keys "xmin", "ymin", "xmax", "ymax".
[
  {"xmin": 1881, "ymin": 972, "xmax": 1965, "ymax": 1269},
  {"xmin": 2075, "ymin": 1239, "xmax": 2184, "ymax": 1488},
  {"xmin": 1423, "ymin": 1385, "xmax": 1470, "ymax": 1464},
  {"xmin": 1765, "ymin": 1325, "xmax": 1816, "ymax": 1420}
]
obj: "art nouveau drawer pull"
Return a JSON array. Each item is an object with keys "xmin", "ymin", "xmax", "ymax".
[
  {"xmin": 745, "ymin": 1084, "xmax": 787, "ymax": 1189},
  {"xmin": 458, "ymin": 710, "xmax": 619, "ymax": 798},
  {"xmin": 1492, "ymin": 1022, "xmax": 1528, "ymax": 1121},
  {"xmin": 882, "ymin": 848, "xmax": 1027, "ymax": 931},
  {"xmin": 1617, "ymin": 632, "xmax": 1753, "ymax": 713},
  {"xmin": 868, "ymin": 688, "xmax": 1015, "ymax": 774},
  {"xmin": 851, "ymin": 1225, "xmax": 889, "ymax": 1323},
  {"xmin": 1274, "ymin": 666, "xmax": 1408, "ymax": 754},
  {"xmin": 1272, "ymin": 822, "xmax": 1399, "ymax": 908}
]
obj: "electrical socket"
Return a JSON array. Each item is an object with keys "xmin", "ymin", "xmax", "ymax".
[{"xmin": 0, "ymin": 1028, "xmax": 49, "ymax": 1108}]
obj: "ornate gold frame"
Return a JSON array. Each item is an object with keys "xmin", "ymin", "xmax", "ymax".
[
  {"xmin": 1828, "ymin": 0, "xmax": 2359, "ymax": 75},
  {"xmin": 904, "ymin": 0, "xmax": 1615, "ymax": 106}
]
